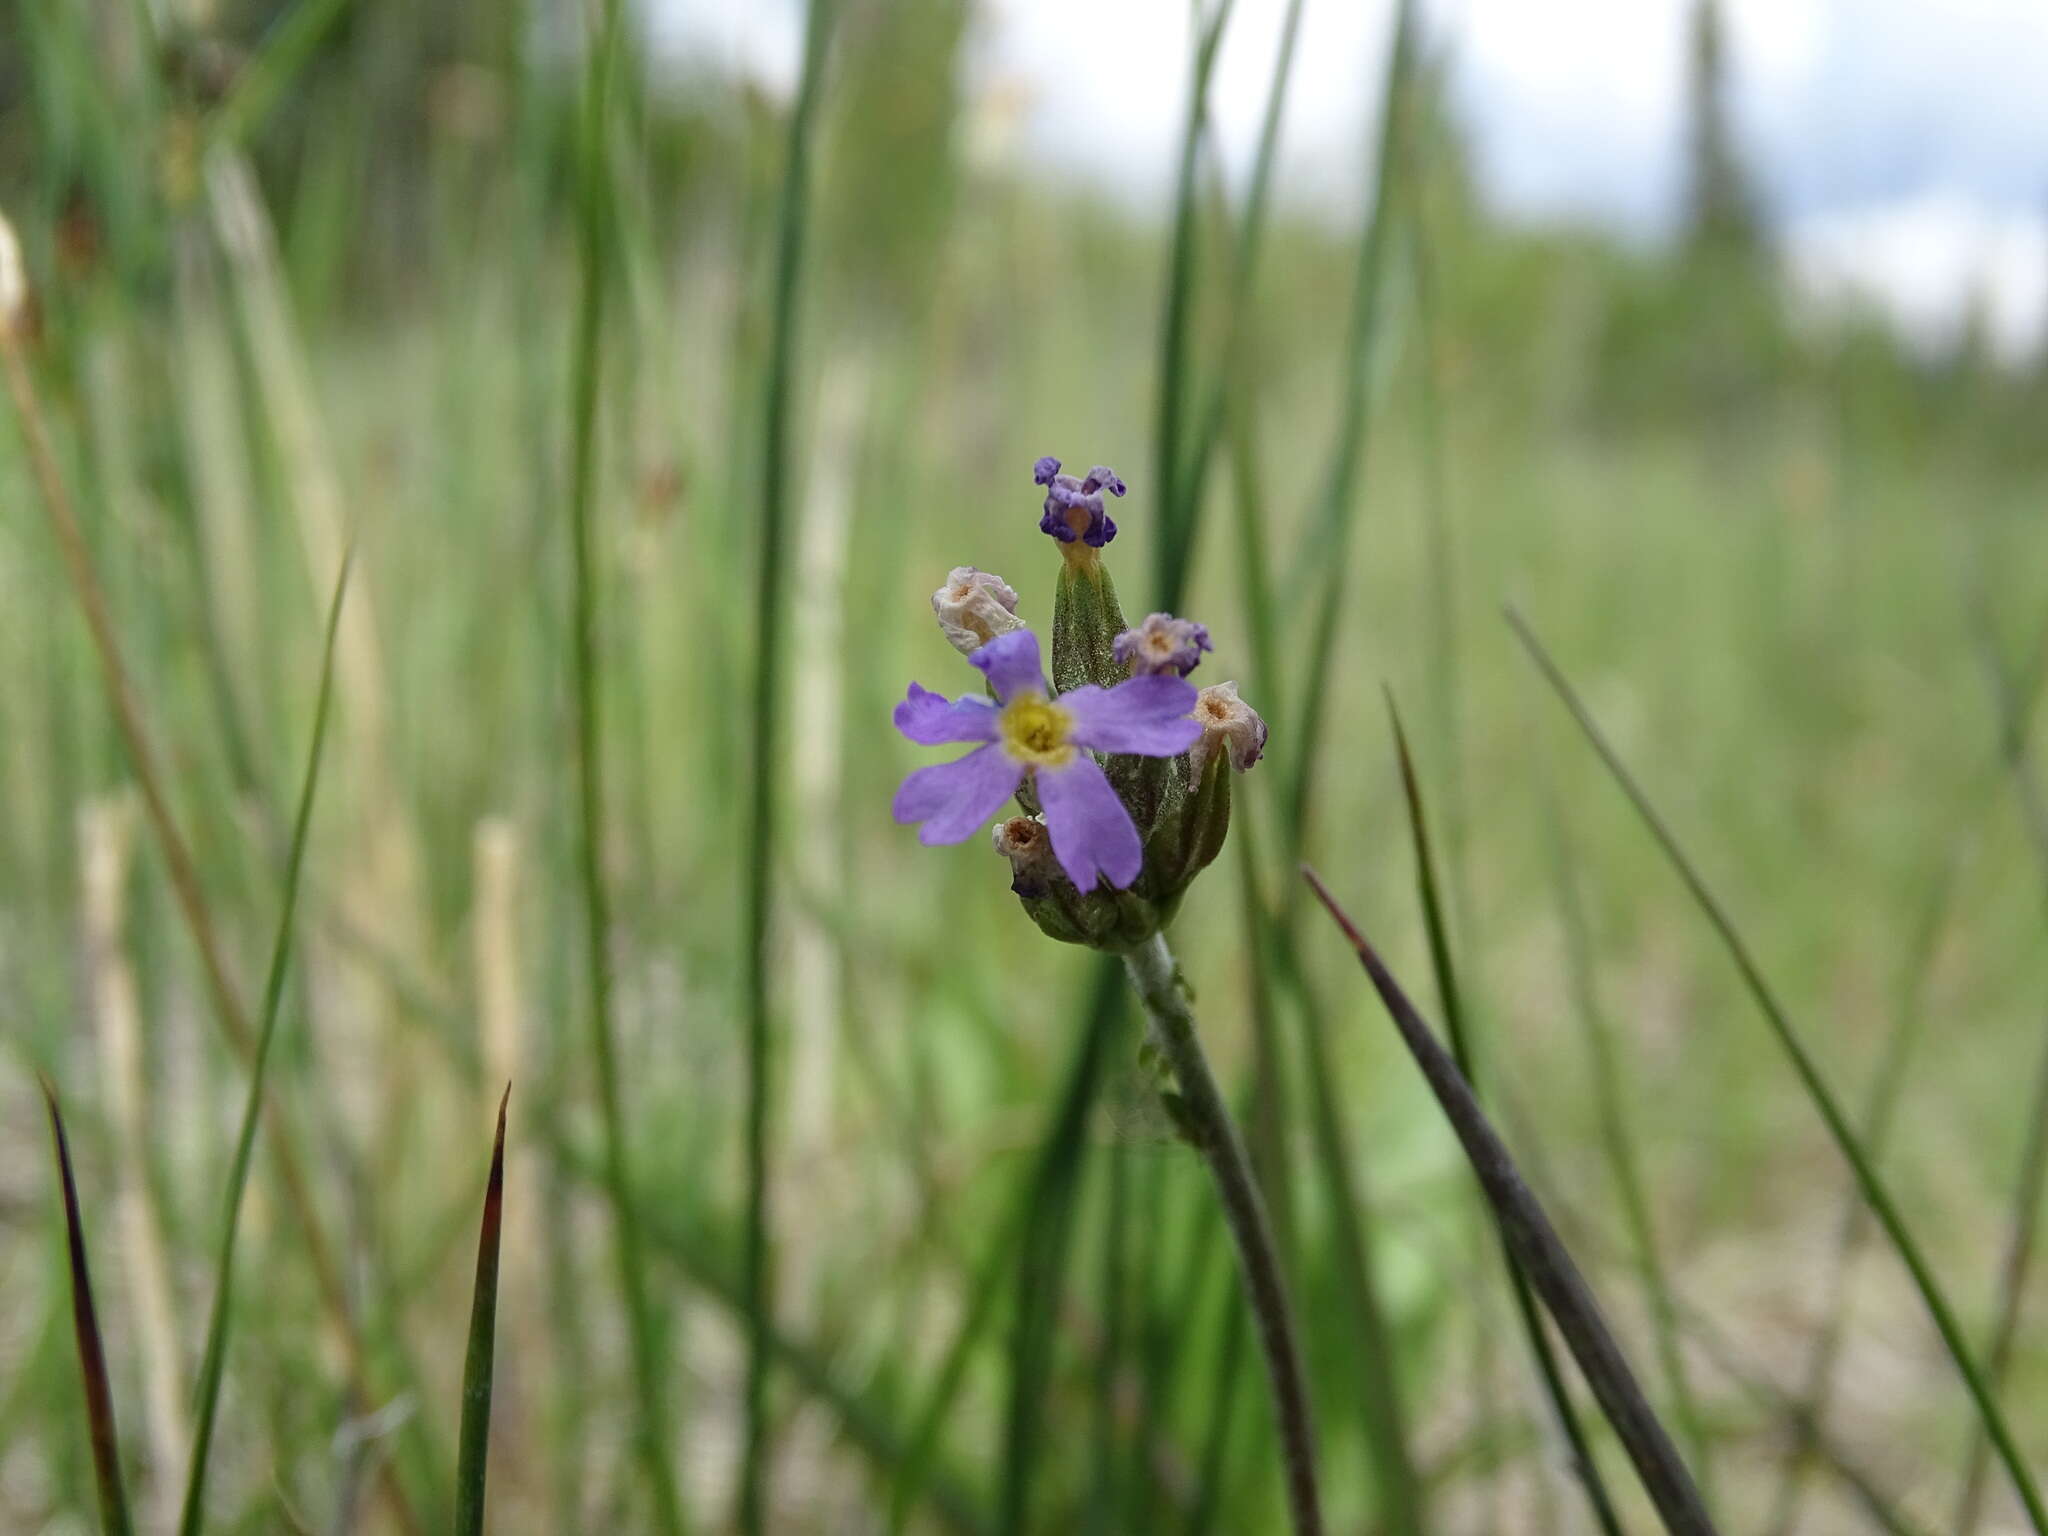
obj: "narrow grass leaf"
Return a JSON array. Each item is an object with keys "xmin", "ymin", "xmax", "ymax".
[
  {"xmin": 739, "ymin": 4, "xmax": 835, "ymax": 1527},
  {"xmin": 1387, "ymin": 695, "xmax": 1630, "ymax": 1534},
  {"xmin": 1508, "ymin": 605, "xmax": 2048, "ymax": 1534},
  {"xmin": 1151, "ymin": 0, "xmax": 1236, "ymax": 611},
  {"xmin": 454, "ymin": 1084, "xmax": 512, "ymax": 1536},
  {"xmin": 177, "ymin": 542, "xmax": 351, "ymax": 1536},
  {"xmin": 42, "ymin": 1080, "xmax": 134, "ymax": 1536},
  {"xmin": 566, "ymin": 0, "xmax": 687, "ymax": 1527},
  {"xmin": 1303, "ymin": 865, "xmax": 1717, "ymax": 1535}
]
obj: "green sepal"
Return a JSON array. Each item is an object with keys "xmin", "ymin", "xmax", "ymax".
[{"xmin": 1051, "ymin": 548, "xmax": 1128, "ymax": 696}]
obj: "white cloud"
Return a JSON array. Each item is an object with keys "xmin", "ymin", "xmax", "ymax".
[{"xmin": 642, "ymin": 0, "xmax": 2048, "ymax": 351}]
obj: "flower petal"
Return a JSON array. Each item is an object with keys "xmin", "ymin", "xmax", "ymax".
[
  {"xmin": 969, "ymin": 629, "xmax": 1048, "ymax": 703},
  {"xmin": 893, "ymin": 744, "xmax": 1025, "ymax": 845},
  {"xmin": 1037, "ymin": 756, "xmax": 1143, "ymax": 891},
  {"xmin": 893, "ymin": 682, "xmax": 1000, "ymax": 745},
  {"xmin": 1062, "ymin": 675, "xmax": 1203, "ymax": 757}
]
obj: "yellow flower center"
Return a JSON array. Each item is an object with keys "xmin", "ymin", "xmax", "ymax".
[{"xmin": 1000, "ymin": 693, "xmax": 1075, "ymax": 768}]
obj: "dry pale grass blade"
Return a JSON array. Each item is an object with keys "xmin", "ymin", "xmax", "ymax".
[
  {"xmin": 1302, "ymin": 865, "xmax": 1717, "ymax": 1536},
  {"xmin": 80, "ymin": 798, "xmax": 187, "ymax": 1528}
]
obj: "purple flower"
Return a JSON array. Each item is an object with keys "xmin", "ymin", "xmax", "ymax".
[
  {"xmin": 1114, "ymin": 612, "xmax": 1212, "ymax": 678},
  {"xmin": 892, "ymin": 629, "xmax": 1200, "ymax": 891},
  {"xmin": 1034, "ymin": 455, "xmax": 1128, "ymax": 548}
]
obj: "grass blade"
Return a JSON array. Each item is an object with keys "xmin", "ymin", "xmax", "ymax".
[
  {"xmin": 565, "ymin": 0, "xmax": 688, "ymax": 1527},
  {"xmin": 3, "ymin": 212, "xmax": 420, "ymax": 1532},
  {"xmin": 739, "ymin": 3, "xmax": 835, "ymax": 1527},
  {"xmin": 42, "ymin": 1080, "xmax": 134, "ymax": 1536},
  {"xmin": 454, "ymin": 1084, "xmax": 512, "ymax": 1536},
  {"xmin": 1001, "ymin": 960, "xmax": 1122, "ymax": 1536},
  {"xmin": 1302, "ymin": 865, "xmax": 1717, "ymax": 1535},
  {"xmin": 1387, "ymin": 696, "xmax": 1629, "ymax": 1533},
  {"xmin": 177, "ymin": 542, "xmax": 352, "ymax": 1536},
  {"xmin": 1508, "ymin": 605, "xmax": 2048, "ymax": 1534},
  {"xmin": 1280, "ymin": 0, "xmax": 1416, "ymax": 874},
  {"xmin": 1762, "ymin": 846, "xmax": 1961, "ymax": 1534},
  {"xmin": 1151, "ymin": 0, "xmax": 1236, "ymax": 610}
]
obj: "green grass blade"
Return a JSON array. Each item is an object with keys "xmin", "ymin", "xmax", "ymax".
[
  {"xmin": 454, "ymin": 1084, "xmax": 512, "ymax": 1536},
  {"xmin": 1387, "ymin": 696, "xmax": 1629, "ymax": 1534},
  {"xmin": 41, "ymin": 1080, "xmax": 134, "ymax": 1536},
  {"xmin": 1508, "ymin": 605, "xmax": 2048, "ymax": 1534},
  {"xmin": 1170, "ymin": 0, "xmax": 1307, "ymax": 616},
  {"xmin": 177, "ymin": 543, "xmax": 351, "ymax": 1536},
  {"xmin": 1955, "ymin": 590, "xmax": 2048, "ymax": 1535},
  {"xmin": 1280, "ymin": 0, "xmax": 1416, "ymax": 874},
  {"xmin": 887, "ymin": 990, "xmax": 1112, "ymax": 1531},
  {"xmin": 202, "ymin": 0, "xmax": 353, "ymax": 153},
  {"xmin": 1151, "ymin": 0, "xmax": 1236, "ymax": 611},
  {"xmin": 1001, "ymin": 960, "xmax": 1122, "ymax": 1536},
  {"xmin": 739, "ymin": 4, "xmax": 834, "ymax": 1527},
  {"xmin": 1537, "ymin": 753, "xmax": 1718, "ymax": 1506},
  {"xmin": 1303, "ymin": 865, "xmax": 1717, "ymax": 1535},
  {"xmin": 1763, "ymin": 847, "xmax": 1961, "ymax": 1535},
  {"xmin": 566, "ymin": 0, "xmax": 687, "ymax": 1527}
]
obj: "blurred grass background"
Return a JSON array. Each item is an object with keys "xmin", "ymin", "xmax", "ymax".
[{"xmin": 3, "ymin": 0, "xmax": 2047, "ymax": 1530}]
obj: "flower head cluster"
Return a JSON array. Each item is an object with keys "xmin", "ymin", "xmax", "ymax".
[
  {"xmin": 894, "ymin": 630, "xmax": 1199, "ymax": 890},
  {"xmin": 1115, "ymin": 612, "xmax": 1212, "ymax": 678},
  {"xmin": 1035, "ymin": 456, "xmax": 1126, "ymax": 548},
  {"xmin": 892, "ymin": 456, "xmax": 1268, "ymax": 947}
]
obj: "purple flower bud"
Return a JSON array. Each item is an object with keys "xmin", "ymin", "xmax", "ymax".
[
  {"xmin": 1189, "ymin": 681, "xmax": 1267, "ymax": 775},
  {"xmin": 1113, "ymin": 612, "xmax": 1212, "ymax": 678},
  {"xmin": 1034, "ymin": 454, "xmax": 1125, "ymax": 548}
]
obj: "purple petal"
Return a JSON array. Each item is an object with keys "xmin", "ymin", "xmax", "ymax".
[
  {"xmin": 1037, "ymin": 757, "xmax": 1143, "ymax": 891},
  {"xmin": 969, "ymin": 629, "xmax": 1047, "ymax": 703},
  {"xmin": 1032, "ymin": 455, "xmax": 1062, "ymax": 486},
  {"xmin": 1062, "ymin": 675, "xmax": 1203, "ymax": 756},
  {"xmin": 1082, "ymin": 466, "xmax": 1127, "ymax": 498},
  {"xmin": 893, "ymin": 744, "xmax": 1024, "ymax": 845},
  {"xmin": 893, "ymin": 683, "xmax": 1000, "ymax": 746}
]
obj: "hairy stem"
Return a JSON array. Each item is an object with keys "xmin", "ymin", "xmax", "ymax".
[{"xmin": 1123, "ymin": 934, "xmax": 1321, "ymax": 1536}]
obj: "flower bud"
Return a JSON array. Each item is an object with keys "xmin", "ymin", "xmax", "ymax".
[
  {"xmin": 932, "ymin": 566, "xmax": 1024, "ymax": 655},
  {"xmin": 1033, "ymin": 455, "xmax": 1132, "ymax": 695},
  {"xmin": 1114, "ymin": 613, "xmax": 1212, "ymax": 678},
  {"xmin": 1189, "ymin": 682, "xmax": 1267, "ymax": 776}
]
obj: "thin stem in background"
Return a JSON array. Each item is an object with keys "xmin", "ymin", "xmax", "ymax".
[
  {"xmin": 565, "ymin": 2, "xmax": 688, "ymax": 1526},
  {"xmin": 1302, "ymin": 867, "xmax": 1718, "ymax": 1535},
  {"xmin": 42, "ymin": 1082, "xmax": 134, "ymax": 1536},
  {"xmin": 1123, "ymin": 933, "xmax": 1322, "ymax": 1536},
  {"xmin": 1761, "ymin": 847, "xmax": 1962, "ymax": 1536},
  {"xmin": 1537, "ymin": 757, "xmax": 1719, "ymax": 1505},
  {"xmin": 178, "ymin": 545, "xmax": 351, "ymax": 1536},
  {"xmin": 1387, "ymin": 699, "xmax": 1629, "ymax": 1535},
  {"xmin": 1152, "ymin": 0, "xmax": 1236, "ymax": 610},
  {"xmin": 1955, "ymin": 583, "xmax": 2048, "ymax": 1535},
  {"xmin": 1279, "ymin": 0, "xmax": 1415, "ymax": 886},
  {"xmin": 739, "ymin": 0, "xmax": 833, "ymax": 1527},
  {"xmin": 1509, "ymin": 605, "xmax": 2048, "ymax": 1534}
]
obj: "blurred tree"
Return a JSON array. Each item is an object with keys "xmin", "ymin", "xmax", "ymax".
[{"xmin": 1681, "ymin": 0, "xmax": 1761, "ymax": 263}]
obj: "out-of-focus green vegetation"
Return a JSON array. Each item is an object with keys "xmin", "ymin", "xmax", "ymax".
[{"xmin": 4, "ymin": 0, "xmax": 2048, "ymax": 1531}]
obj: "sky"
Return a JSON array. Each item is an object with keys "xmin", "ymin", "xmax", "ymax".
[{"xmin": 647, "ymin": 0, "xmax": 2048, "ymax": 359}]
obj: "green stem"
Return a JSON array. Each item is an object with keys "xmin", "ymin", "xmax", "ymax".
[
  {"xmin": 740, "ymin": 1, "xmax": 833, "ymax": 1527},
  {"xmin": 568, "ymin": 1, "xmax": 687, "ymax": 1526},
  {"xmin": 1122, "ymin": 934, "xmax": 1321, "ymax": 1536}
]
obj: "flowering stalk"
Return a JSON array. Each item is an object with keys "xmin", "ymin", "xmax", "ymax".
[{"xmin": 1123, "ymin": 934, "xmax": 1322, "ymax": 1536}]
